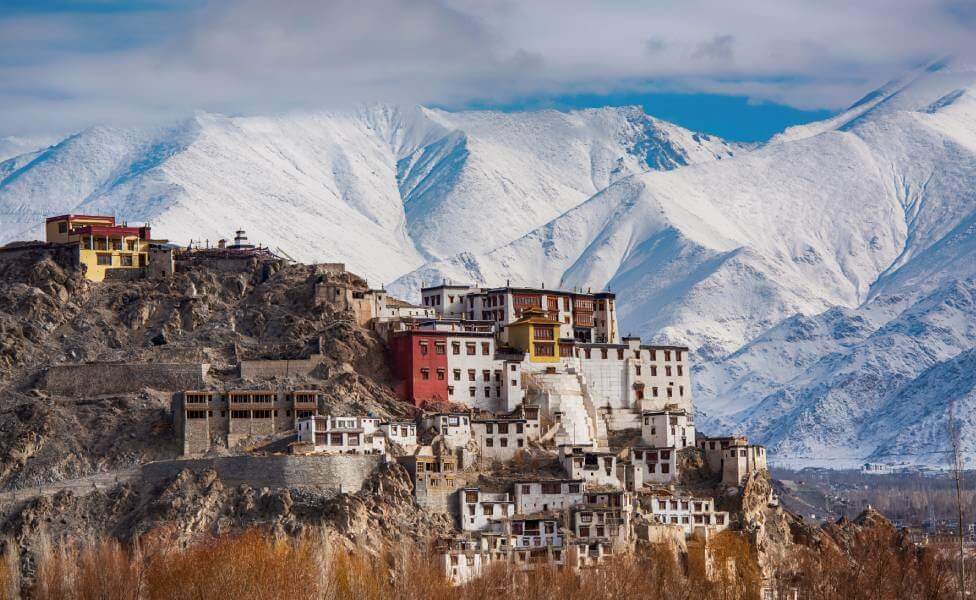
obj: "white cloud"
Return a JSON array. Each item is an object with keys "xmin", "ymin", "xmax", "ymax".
[{"xmin": 0, "ymin": 0, "xmax": 973, "ymax": 136}]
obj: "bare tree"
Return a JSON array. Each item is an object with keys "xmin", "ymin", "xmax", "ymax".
[{"xmin": 948, "ymin": 401, "xmax": 966, "ymax": 599}]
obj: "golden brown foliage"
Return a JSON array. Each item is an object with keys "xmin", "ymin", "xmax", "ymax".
[{"xmin": 7, "ymin": 525, "xmax": 966, "ymax": 600}]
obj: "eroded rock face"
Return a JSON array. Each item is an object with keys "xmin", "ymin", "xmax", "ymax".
[{"xmin": 0, "ymin": 258, "xmax": 409, "ymax": 490}]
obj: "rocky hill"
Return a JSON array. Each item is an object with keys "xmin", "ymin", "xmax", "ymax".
[{"xmin": 0, "ymin": 248, "xmax": 406, "ymax": 490}]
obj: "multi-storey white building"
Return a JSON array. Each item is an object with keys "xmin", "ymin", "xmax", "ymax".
[
  {"xmin": 641, "ymin": 409, "xmax": 695, "ymax": 449},
  {"xmin": 628, "ymin": 446, "xmax": 678, "ymax": 484},
  {"xmin": 380, "ymin": 420, "xmax": 418, "ymax": 449},
  {"xmin": 296, "ymin": 415, "xmax": 385, "ymax": 454},
  {"xmin": 420, "ymin": 283, "xmax": 480, "ymax": 319},
  {"xmin": 559, "ymin": 445, "xmax": 620, "ymax": 487},
  {"xmin": 423, "ymin": 413, "xmax": 472, "ymax": 449},
  {"xmin": 646, "ymin": 495, "xmax": 729, "ymax": 537},
  {"xmin": 472, "ymin": 416, "xmax": 528, "ymax": 461},
  {"xmin": 513, "ymin": 479, "xmax": 584, "ymax": 514},
  {"xmin": 573, "ymin": 339, "xmax": 694, "ymax": 417},
  {"xmin": 722, "ymin": 441, "xmax": 768, "ymax": 486},
  {"xmin": 459, "ymin": 487, "xmax": 516, "ymax": 532},
  {"xmin": 421, "ymin": 283, "xmax": 619, "ymax": 345}
]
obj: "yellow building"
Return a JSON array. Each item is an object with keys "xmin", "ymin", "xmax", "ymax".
[
  {"xmin": 506, "ymin": 307, "xmax": 560, "ymax": 363},
  {"xmin": 45, "ymin": 214, "xmax": 152, "ymax": 282}
]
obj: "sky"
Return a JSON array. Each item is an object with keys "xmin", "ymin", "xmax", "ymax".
[{"xmin": 0, "ymin": 0, "xmax": 974, "ymax": 142}]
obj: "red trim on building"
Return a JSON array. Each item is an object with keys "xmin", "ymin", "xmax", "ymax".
[
  {"xmin": 70, "ymin": 225, "xmax": 151, "ymax": 239},
  {"xmin": 46, "ymin": 214, "xmax": 116, "ymax": 224},
  {"xmin": 390, "ymin": 330, "xmax": 449, "ymax": 407}
]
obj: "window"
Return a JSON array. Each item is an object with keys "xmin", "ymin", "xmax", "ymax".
[
  {"xmin": 484, "ymin": 387, "xmax": 491, "ymax": 397},
  {"xmin": 541, "ymin": 483, "xmax": 561, "ymax": 494},
  {"xmin": 652, "ymin": 387, "xmax": 659, "ymax": 397},
  {"xmin": 516, "ymin": 423, "xmax": 524, "ymax": 434},
  {"xmin": 468, "ymin": 369, "xmax": 476, "ymax": 381},
  {"xmin": 485, "ymin": 438, "xmax": 494, "ymax": 447},
  {"xmin": 120, "ymin": 254, "xmax": 133, "ymax": 266},
  {"xmin": 511, "ymin": 364, "xmax": 517, "ymax": 371},
  {"xmin": 667, "ymin": 388, "xmax": 673, "ymax": 398},
  {"xmin": 447, "ymin": 386, "xmax": 454, "ymax": 395},
  {"xmin": 330, "ymin": 433, "xmax": 343, "ymax": 445},
  {"xmin": 420, "ymin": 368, "xmax": 430, "ymax": 380},
  {"xmin": 636, "ymin": 366, "xmax": 641, "ymax": 376},
  {"xmin": 512, "ymin": 379, "xmax": 518, "ymax": 387},
  {"xmin": 584, "ymin": 348, "xmax": 591, "ymax": 359},
  {"xmin": 348, "ymin": 434, "xmax": 360, "ymax": 446},
  {"xmin": 521, "ymin": 485, "xmax": 531, "ymax": 495},
  {"xmin": 617, "ymin": 348, "xmax": 624, "ymax": 360},
  {"xmin": 665, "ymin": 366, "xmax": 672, "ymax": 377},
  {"xmin": 600, "ymin": 348, "xmax": 608, "ymax": 359},
  {"xmin": 96, "ymin": 253, "xmax": 112, "ymax": 266},
  {"xmin": 568, "ymin": 484, "xmax": 580, "ymax": 493},
  {"xmin": 677, "ymin": 365, "xmax": 683, "ymax": 376},
  {"xmin": 664, "ymin": 350, "xmax": 671, "ymax": 361},
  {"xmin": 500, "ymin": 438, "xmax": 508, "ymax": 447},
  {"xmin": 517, "ymin": 438, "xmax": 524, "ymax": 447},
  {"xmin": 466, "ymin": 343, "xmax": 476, "ymax": 355},
  {"xmin": 469, "ymin": 387, "xmax": 476, "ymax": 398},
  {"xmin": 650, "ymin": 366, "xmax": 658, "ymax": 376},
  {"xmin": 676, "ymin": 350, "xmax": 682, "ymax": 361},
  {"xmin": 494, "ymin": 370, "xmax": 501, "ymax": 382},
  {"xmin": 453, "ymin": 369, "xmax": 461, "ymax": 381},
  {"xmin": 419, "ymin": 342, "xmax": 429, "ymax": 355},
  {"xmin": 679, "ymin": 386, "xmax": 684, "ymax": 396},
  {"xmin": 484, "ymin": 504, "xmax": 494, "ymax": 516},
  {"xmin": 58, "ymin": 222, "xmax": 68, "ymax": 233},
  {"xmin": 482, "ymin": 370, "xmax": 490, "ymax": 382},
  {"xmin": 482, "ymin": 342, "xmax": 490, "ymax": 355},
  {"xmin": 436, "ymin": 369, "xmax": 445, "ymax": 380},
  {"xmin": 498, "ymin": 423, "xmax": 509, "ymax": 434},
  {"xmin": 452, "ymin": 342, "xmax": 460, "ymax": 355},
  {"xmin": 435, "ymin": 342, "xmax": 446, "ymax": 355}
]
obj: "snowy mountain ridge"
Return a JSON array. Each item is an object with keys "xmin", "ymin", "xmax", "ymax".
[{"xmin": 2, "ymin": 59, "xmax": 976, "ymax": 467}]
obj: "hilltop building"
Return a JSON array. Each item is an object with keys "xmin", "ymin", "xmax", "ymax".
[{"xmin": 45, "ymin": 214, "xmax": 158, "ymax": 282}]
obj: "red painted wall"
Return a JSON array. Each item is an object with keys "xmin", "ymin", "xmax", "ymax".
[{"xmin": 390, "ymin": 331, "xmax": 449, "ymax": 407}]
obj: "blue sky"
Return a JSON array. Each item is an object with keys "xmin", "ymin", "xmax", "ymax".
[
  {"xmin": 0, "ymin": 1, "xmax": 972, "ymax": 141},
  {"xmin": 459, "ymin": 90, "xmax": 832, "ymax": 143}
]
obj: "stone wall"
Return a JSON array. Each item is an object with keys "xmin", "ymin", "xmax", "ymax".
[
  {"xmin": 0, "ymin": 242, "xmax": 77, "ymax": 271},
  {"xmin": 140, "ymin": 455, "xmax": 382, "ymax": 497},
  {"xmin": 43, "ymin": 362, "xmax": 210, "ymax": 396},
  {"xmin": 239, "ymin": 355, "xmax": 326, "ymax": 380},
  {"xmin": 102, "ymin": 267, "xmax": 147, "ymax": 282}
]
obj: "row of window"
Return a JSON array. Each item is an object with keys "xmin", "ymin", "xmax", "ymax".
[
  {"xmin": 447, "ymin": 386, "xmax": 503, "ymax": 398},
  {"xmin": 418, "ymin": 340, "xmax": 492, "ymax": 356},
  {"xmin": 186, "ymin": 409, "xmax": 288, "ymax": 419},
  {"xmin": 484, "ymin": 436, "xmax": 524, "ymax": 449},
  {"xmin": 520, "ymin": 483, "xmax": 581, "ymax": 495}
]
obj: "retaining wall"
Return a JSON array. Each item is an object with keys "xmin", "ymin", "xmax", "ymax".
[
  {"xmin": 140, "ymin": 454, "xmax": 382, "ymax": 497},
  {"xmin": 239, "ymin": 355, "xmax": 326, "ymax": 380},
  {"xmin": 43, "ymin": 362, "xmax": 210, "ymax": 396}
]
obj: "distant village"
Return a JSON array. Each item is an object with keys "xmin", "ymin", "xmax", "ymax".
[{"xmin": 20, "ymin": 213, "xmax": 772, "ymax": 584}]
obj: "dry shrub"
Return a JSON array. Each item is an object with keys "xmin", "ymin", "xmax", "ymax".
[
  {"xmin": 144, "ymin": 529, "xmax": 321, "ymax": 600},
  {"xmin": 0, "ymin": 543, "xmax": 18, "ymax": 600},
  {"xmin": 31, "ymin": 536, "xmax": 140, "ymax": 600}
]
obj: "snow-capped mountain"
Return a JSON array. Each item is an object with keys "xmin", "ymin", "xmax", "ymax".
[
  {"xmin": 0, "ymin": 105, "xmax": 739, "ymax": 285},
  {"xmin": 388, "ymin": 58, "xmax": 976, "ymax": 466},
  {"xmin": 2, "ymin": 58, "xmax": 975, "ymax": 467}
]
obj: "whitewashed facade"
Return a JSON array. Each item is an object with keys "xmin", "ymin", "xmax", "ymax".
[
  {"xmin": 459, "ymin": 488, "xmax": 516, "ymax": 532},
  {"xmin": 513, "ymin": 479, "xmax": 584, "ymax": 514}
]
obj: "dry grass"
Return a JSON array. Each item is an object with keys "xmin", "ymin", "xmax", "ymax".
[{"xmin": 5, "ymin": 525, "xmax": 967, "ymax": 600}]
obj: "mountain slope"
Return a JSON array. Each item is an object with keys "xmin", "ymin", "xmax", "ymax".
[
  {"xmin": 0, "ymin": 105, "xmax": 740, "ymax": 285},
  {"xmin": 391, "ymin": 60, "xmax": 976, "ymax": 362}
]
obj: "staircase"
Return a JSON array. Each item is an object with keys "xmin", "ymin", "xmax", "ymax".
[{"xmin": 533, "ymin": 369, "xmax": 605, "ymax": 448}]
